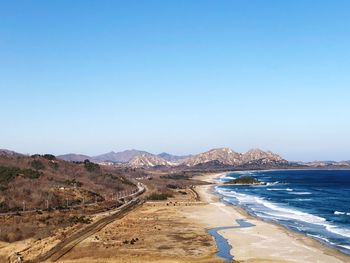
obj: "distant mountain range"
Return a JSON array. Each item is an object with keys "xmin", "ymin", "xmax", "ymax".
[
  {"xmin": 1, "ymin": 148, "xmax": 349, "ymax": 169},
  {"xmin": 57, "ymin": 150, "xmax": 149, "ymax": 163},
  {"xmin": 176, "ymin": 148, "xmax": 289, "ymax": 169},
  {"xmin": 56, "ymin": 153, "xmax": 91, "ymax": 162},
  {"xmin": 56, "ymin": 147, "xmax": 290, "ymax": 168},
  {"xmin": 91, "ymin": 150, "xmax": 151, "ymax": 163},
  {"xmin": 57, "ymin": 150, "xmax": 192, "ymax": 165}
]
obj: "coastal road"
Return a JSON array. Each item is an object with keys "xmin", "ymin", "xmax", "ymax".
[
  {"xmin": 0, "ymin": 184, "xmax": 143, "ymax": 217},
  {"xmin": 27, "ymin": 182, "xmax": 146, "ymax": 263}
]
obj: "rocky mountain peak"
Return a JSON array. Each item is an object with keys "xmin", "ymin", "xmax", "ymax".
[
  {"xmin": 182, "ymin": 147, "xmax": 288, "ymax": 167},
  {"xmin": 242, "ymin": 148, "xmax": 286, "ymax": 163},
  {"xmin": 183, "ymin": 147, "xmax": 242, "ymax": 166},
  {"xmin": 128, "ymin": 154, "xmax": 172, "ymax": 168}
]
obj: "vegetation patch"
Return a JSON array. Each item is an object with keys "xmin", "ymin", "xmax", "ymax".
[
  {"xmin": 68, "ymin": 216, "xmax": 92, "ymax": 225},
  {"xmin": 50, "ymin": 162, "xmax": 59, "ymax": 170},
  {"xmin": 83, "ymin": 159, "xmax": 100, "ymax": 172},
  {"xmin": 166, "ymin": 184, "xmax": 178, "ymax": 189},
  {"xmin": 0, "ymin": 166, "xmax": 20, "ymax": 184},
  {"xmin": 20, "ymin": 168, "xmax": 42, "ymax": 179},
  {"xmin": 0, "ymin": 166, "xmax": 42, "ymax": 185},
  {"xmin": 0, "ymin": 202, "xmax": 9, "ymax": 212},
  {"xmin": 160, "ymin": 174, "xmax": 190, "ymax": 180},
  {"xmin": 87, "ymin": 191, "xmax": 104, "ymax": 202},
  {"xmin": 63, "ymin": 179, "xmax": 83, "ymax": 187},
  {"xmin": 31, "ymin": 160, "xmax": 45, "ymax": 170},
  {"xmin": 42, "ymin": 154, "xmax": 56, "ymax": 160},
  {"xmin": 147, "ymin": 192, "xmax": 173, "ymax": 201}
]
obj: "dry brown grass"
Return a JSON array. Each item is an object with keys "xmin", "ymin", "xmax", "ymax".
[{"xmin": 54, "ymin": 190, "xmax": 221, "ymax": 263}]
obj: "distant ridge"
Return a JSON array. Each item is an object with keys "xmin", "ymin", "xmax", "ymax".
[
  {"xmin": 0, "ymin": 149, "xmax": 23, "ymax": 157},
  {"xmin": 56, "ymin": 153, "xmax": 91, "ymax": 162},
  {"xmin": 157, "ymin": 152, "xmax": 192, "ymax": 162},
  {"xmin": 299, "ymin": 160, "xmax": 350, "ymax": 167},
  {"xmin": 57, "ymin": 149, "xmax": 150, "ymax": 163},
  {"xmin": 92, "ymin": 150, "xmax": 150, "ymax": 163}
]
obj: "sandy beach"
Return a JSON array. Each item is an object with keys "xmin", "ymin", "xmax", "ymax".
[
  {"xmin": 4, "ymin": 172, "xmax": 350, "ymax": 263},
  {"xmin": 186, "ymin": 172, "xmax": 350, "ymax": 263},
  {"xmin": 42, "ymin": 187, "xmax": 222, "ymax": 263}
]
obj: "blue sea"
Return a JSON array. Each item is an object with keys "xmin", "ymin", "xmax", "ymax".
[{"xmin": 216, "ymin": 169, "xmax": 350, "ymax": 255}]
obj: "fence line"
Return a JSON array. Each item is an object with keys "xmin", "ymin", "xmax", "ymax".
[{"xmin": 0, "ymin": 184, "xmax": 144, "ymax": 216}]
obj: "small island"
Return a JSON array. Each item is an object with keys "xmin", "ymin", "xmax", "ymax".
[{"xmin": 224, "ymin": 176, "xmax": 265, "ymax": 185}]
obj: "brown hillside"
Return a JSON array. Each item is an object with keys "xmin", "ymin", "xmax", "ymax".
[{"xmin": 0, "ymin": 154, "xmax": 142, "ymax": 213}]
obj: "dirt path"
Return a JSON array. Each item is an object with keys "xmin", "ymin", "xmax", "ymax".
[
  {"xmin": 29, "ymin": 199, "xmax": 142, "ymax": 263},
  {"xmin": 26, "ymin": 182, "xmax": 146, "ymax": 263},
  {"xmin": 57, "ymin": 197, "xmax": 220, "ymax": 263}
]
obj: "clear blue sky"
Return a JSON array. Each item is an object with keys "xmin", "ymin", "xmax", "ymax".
[{"xmin": 1, "ymin": 1, "xmax": 349, "ymax": 161}]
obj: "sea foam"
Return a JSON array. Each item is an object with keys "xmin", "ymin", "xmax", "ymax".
[
  {"xmin": 217, "ymin": 188, "xmax": 350, "ymax": 240},
  {"xmin": 334, "ymin": 211, "xmax": 350, "ymax": 216}
]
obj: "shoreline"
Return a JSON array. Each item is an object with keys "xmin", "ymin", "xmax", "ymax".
[{"xmin": 192, "ymin": 172, "xmax": 350, "ymax": 263}]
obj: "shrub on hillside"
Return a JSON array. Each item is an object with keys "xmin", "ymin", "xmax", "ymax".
[
  {"xmin": 0, "ymin": 202, "xmax": 9, "ymax": 213},
  {"xmin": 31, "ymin": 160, "xmax": 45, "ymax": 170},
  {"xmin": 0, "ymin": 166, "xmax": 19, "ymax": 184},
  {"xmin": 0, "ymin": 166, "xmax": 42, "ymax": 186},
  {"xmin": 166, "ymin": 184, "xmax": 178, "ymax": 189},
  {"xmin": 87, "ymin": 191, "xmax": 104, "ymax": 202},
  {"xmin": 50, "ymin": 162, "xmax": 59, "ymax": 170},
  {"xmin": 21, "ymin": 169, "xmax": 42, "ymax": 179},
  {"xmin": 63, "ymin": 179, "xmax": 83, "ymax": 187},
  {"xmin": 83, "ymin": 159, "xmax": 100, "ymax": 172},
  {"xmin": 68, "ymin": 216, "xmax": 92, "ymax": 225},
  {"xmin": 160, "ymin": 174, "xmax": 189, "ymax": 180},
  {"xmin": 147, "ymin": 192, "xmax": 173, "ymax": 201},
  {"xmin": 43, "ymin": 154, "xmax": 56, "ymax": 160}
]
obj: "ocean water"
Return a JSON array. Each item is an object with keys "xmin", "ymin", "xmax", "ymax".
[{"xmin": 216, "ymin": 169, "xmax": 350, "ymax": 255}]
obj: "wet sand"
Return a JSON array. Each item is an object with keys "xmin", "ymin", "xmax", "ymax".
[
  {"xmin": 187, "ymin": 172, "xmax": 350, "ymax": 263},
  {"xmin": 3, "ymin": 173, "xmax": 350, "ymax": 263}
]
